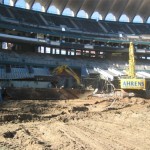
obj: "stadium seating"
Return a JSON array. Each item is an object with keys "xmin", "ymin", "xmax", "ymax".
[
  {"xmin": 32, "ymin": 67, "xmax": 50, "ymax": 76},
  {"xmin": 8, "ymin": 6, "xmax": 46, "ymax": 26},
  {"xmin": 100, "ymin": 22, "xmax": 133, "ymax": 34},
  {"xmin": 0, "ymin": 67, "xmax": 5, "ymax": 78},
  {"xmin": 0, "ymin": 6, "xmax": 11, "ymax": 18},
  {"xmin": 44, "ymin": 14, "xmax": 75, "ymax": 28},
  {"xmin": 72, "ymin": 19, "xmax": 105, "ymax": 33},
  {"xmin": 128, "ymin": 24, "xmax": 150, "ymax": 34},
  {"xmin": 1, "ymin": 4, "xmax": 150, "ymax": 36},
  {"xmin": 0, "ymin": 48, "xmax": 150, "ymax": 80}
]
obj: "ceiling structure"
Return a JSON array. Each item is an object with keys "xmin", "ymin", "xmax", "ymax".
[{"xmin": 1, "ymin": 0, "xmax": 150, "ymax": 23}]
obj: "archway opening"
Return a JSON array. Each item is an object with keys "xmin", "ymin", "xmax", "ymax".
[
  {"xmin": 47, "ymin": 5, "xmax": 60, "ymax": 14},
  {"xmin": 15, "ymin": 0, "xmax": 26, "ymax": 8},
  {"xmin": 77, "ymin": 10, "xmax": 88, "ymax": 19},
  {"xmin": 32, "ymin": 2, "xmax": 42, "ymax": 11},
  {"xmin": 147, "ymin": 17, "xmax": 150, "ymax": 23},
  {"xmin": 91, "ymin": 12, "xmax": 102, "ymax": 21},
  {"xmin": 119, "ymin": 14, "xmax": 129, "ymax": 22},
  {"xmin": 133, "ymin": 15, "xmax": 143, "ymax": 23},
  {"xmin": 105, "ymin": 13, "xmax": 116, "ymax": 21},
  {"xmin": 4, "ymin": 0, "xmax": 10, "ymax": 5},
  {"xmin": 62, "ymin": 8, "xmax": 74, "ymax": 17}
]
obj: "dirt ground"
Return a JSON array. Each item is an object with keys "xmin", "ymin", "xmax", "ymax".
[{"xmin": 0, "ymin": 97, "xmax": 150, "ymax": 150}]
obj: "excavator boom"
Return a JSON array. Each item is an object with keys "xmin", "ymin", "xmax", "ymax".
[{"xmin": 128, "ymin": 42, "xmax": 135, "ymax": 78}]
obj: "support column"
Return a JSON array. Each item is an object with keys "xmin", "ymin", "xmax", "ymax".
[
  {"xmin": 26, "ymin": 3, "xmax": 30, "ymax": 9},
  {"xmin": 44, "ymin": 46, "xmax": 46, "ymax": 54},
  {"xmin": 10, "ymin": 0, "xmax": 14, "ymax": 6},
  {"xmin": 95, "ymin": 51, "xmax": 98, "ymax": 58},
  {"xmin": 81, "ymin": 50, "xmax": 83, "ymax": 57},
  {"xmin": 66, "ymin": 49, "xmax": 68, "ymax": 56},
  {"xmin": 0, "ymin": 42, "xmax": 2, "ymax": 49},
  {"xmin": 41, "ymin": 5, "xmax": 45, "ymax": 12},
  {"xmin": 74, "ymin": 49, "xmax": 76, "ymax": 56},
  {"xmin": 89, "ymin": 50, "xmax": 91, "ymax": 57},
  {"xmin": 54, "ymin": 48, "xmax": 56, "ymax": 55}
]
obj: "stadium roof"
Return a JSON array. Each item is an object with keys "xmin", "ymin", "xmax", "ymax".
[{"xmin": 2, "ymin": 0, "xmax": 150, "ymax": 22}]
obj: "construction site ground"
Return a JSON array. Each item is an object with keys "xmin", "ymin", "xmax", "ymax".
[{"xmin": 0, "ymin": 97, "xmax": 150, "ymax": 150}]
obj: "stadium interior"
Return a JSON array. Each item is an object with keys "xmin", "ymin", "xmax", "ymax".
[{"xmin": 0, "ymin": 0, "xmax": 150, "ymax": 99}]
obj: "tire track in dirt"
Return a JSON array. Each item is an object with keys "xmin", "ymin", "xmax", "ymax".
[
  {"xmin": 74, "ymin": 119, "xmax": 150, "ymax": 150},
  {"xmin": 44, "ymin": 121, "xmax": 133, "ymax": 150},
  {"xmin": 68, "ymin": 124, "xmax": 133, "ymax": 150},
  {"xmin": 37, "ymin": 122, "xmax": 93, "ymax": 150},
  {"xmin": 89, "ymin": 111, "xmax": 150, "ymax": 133},
  {"xmin": 58, "ymin": 128, "xmax": 92, "ymax": 150},
  {"xmin": 21, "ymin": 125, "xmax": 52, "ymax": 149},
  {"xmin": 62, "ymin": 126, "xmax": 112, "ymax": 150}
]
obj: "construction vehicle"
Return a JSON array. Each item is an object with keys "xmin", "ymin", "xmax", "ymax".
[
  {"xmin": 113, "ymin": 42, "xmax": 150, "ymax": 98},
  {"xmin": 52, "ymin": 65, "xmax": 82, "ymax": 88},
  {"xmin": 92, "ymin": 42, "xmax": 150, "ymax": 99}
]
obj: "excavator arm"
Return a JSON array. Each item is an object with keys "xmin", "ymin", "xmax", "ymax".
[
  {"xmin": 52, "ymin": 65, "xmax": 81, "ymax": 85},
  {"xmin": 128, "ymin": 42, "xmax": 135, "ymax": 78}
]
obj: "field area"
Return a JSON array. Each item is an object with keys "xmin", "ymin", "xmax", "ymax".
[{"xmin": 0, "ymin": 97, "xmax": 150, "ymax": 150}]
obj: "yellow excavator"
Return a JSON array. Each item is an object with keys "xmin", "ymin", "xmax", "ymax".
[
  {"xmin": 52, "ymin": 65, "xmax": 95, "ymax": 99},
  {"xmin": 116, "ymin": 42, "xmax": 150, "ymax": 98},
  {"xmin": 120, "ymin": 42, "xmax": 145, "ymax": 90},
  {"xmin": 52, "ymin": 65, "xmax": 81, "ymax": 87}
]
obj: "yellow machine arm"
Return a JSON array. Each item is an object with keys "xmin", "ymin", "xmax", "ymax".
[
  {"xmin": 128, "ymin": 42, "xmax": 135, "ymax": 78},
  {"xmin": 120, "ymin": 42, "xmax": 146, "ymax": 90},
  {"xmin": 53, "ymin": 65, "xmax": 81, "ymax": 85}
]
